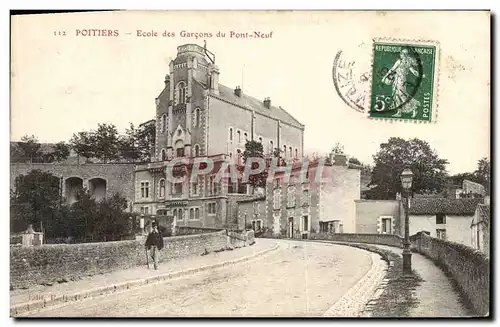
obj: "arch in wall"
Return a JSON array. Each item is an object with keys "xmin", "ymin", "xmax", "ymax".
[
  {"xmin": 65, "ymin": 177, "xmax": 84, "ymax": 205},
  {"xmin": 88, "ymin": 177, "xmax": 107, "ymax": 202}
]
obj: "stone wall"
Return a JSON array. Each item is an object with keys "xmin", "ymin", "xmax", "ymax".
[
  {"xmin": 10, "ymin": 163, "xmax": 136, "ymax": 207},
  {"xmin": 410, "ymin": 231, "xmax": 490, "ymax": 316},
  {"xmin": 308, "ymin": 232, "xmax": 404, "ymax": 248},
  {"xmin": 10, "ymin": 231, "xmax": 228, "ymax": 290}
]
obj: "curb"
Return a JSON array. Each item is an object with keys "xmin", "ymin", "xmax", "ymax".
[
  {"xmin": 322, "ymin": 244, "xmax": 388, "ymax": 317},
  {"xmin": 11, "ymin": 243, "xmax": 280, "ymax": 317}
]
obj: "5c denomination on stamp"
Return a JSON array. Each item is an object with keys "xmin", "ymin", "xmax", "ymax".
[{"xmin": 369, "ymin": 39, "xmax": 439, "ymax": 122}]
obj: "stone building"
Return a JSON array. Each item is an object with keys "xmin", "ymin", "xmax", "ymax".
[
  {"xmin": 263, "ymin": 153, "xmax": 361, "ymax": 239},
  {"xmin": 133, "ymin": 43, "xmax": 304, "ymax": 227}
]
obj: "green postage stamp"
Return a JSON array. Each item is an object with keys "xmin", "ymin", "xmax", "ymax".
[{"xmin": 369, "ymin": 39, "xmax": 439, "ymax": 122}]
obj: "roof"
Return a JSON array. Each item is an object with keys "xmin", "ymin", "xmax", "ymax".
[
  {"xmin": 215, "ymin": 84, "xmax": 304, "ymax": 129},
  {"xmin": 409, "ymin": 198, "xmax": 482, "ymax": 216}
]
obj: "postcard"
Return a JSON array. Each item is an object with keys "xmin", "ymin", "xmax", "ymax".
[{"xmin": 10, "ymin": 10, "xmax": 490, "ymax": 318}]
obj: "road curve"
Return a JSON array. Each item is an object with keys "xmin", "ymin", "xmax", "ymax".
[{"xmin": 25, "ymin": 240, "xmax": 373, "ymax": 317}]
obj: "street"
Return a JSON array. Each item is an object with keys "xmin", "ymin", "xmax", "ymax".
[{"xmin": 25, "ymin": 240, "xmax": 373, "ymax": 317}]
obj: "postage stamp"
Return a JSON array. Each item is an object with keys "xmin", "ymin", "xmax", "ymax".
[{"xmin": 368, "ymin": 39, "xmax": 440, "ymax": 122}]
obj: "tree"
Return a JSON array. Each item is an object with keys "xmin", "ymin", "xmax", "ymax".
[
  {"xmin": 368, "ymin": 137, "xmax": 449, "ymax": 199},
  {"xmin": 242, "ymin": 140, "xmax": 268, "ymax": 194},
  {"xmin": 51, "ymin": 142, "xmax": 71, "ymax": 162},
  {"xmin": 348, "ymin": 157, "xmax": 361, "ymax": 165},
  {"xmin": 332, "ymin": 142, "xmax": 344, "ymax": 154},
  {"xmin": 136, "ymin": 122, "xmax": 156, "ymax": 162},
  {"xmin": 93, "ymin": 123, "xmax": 120, "ymax": 163},
  {"xmin": 119, "ymin": 123, "xmax": 142, "ymax": 162},
  {"xmin": 11, "ymin": 169, "xmax": 62, "ymax": 232},
  {"xmin": 70, "ymin": 131, "xmax": 95, "ymax": 163},
  {"xmin": 96, "ymin": 193, "xmax": 130, "ymax": 241},
  {"xmin": 17, "ymin": 135, "xmax": 43, "ymax": 163},
  {"xmin": 474, "ymin": 157, "xmax": 490, "ymax": 194},
  {"xmin": 67, "ymin": 188, "xmax": 99, "ymax": 241}
]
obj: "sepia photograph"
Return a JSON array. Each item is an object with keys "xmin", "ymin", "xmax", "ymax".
[{"xmin": 9, "ymin": 10, "xmax": 491, "ymax": 318}]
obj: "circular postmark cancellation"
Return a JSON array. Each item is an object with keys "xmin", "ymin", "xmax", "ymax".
[
  {"xmin": 333, "ymin": 40, "xmax": 438, "ymax": 122},
  {"xmin": 332, "ymin": 49, "xmax": 371, "ymax": 113}
]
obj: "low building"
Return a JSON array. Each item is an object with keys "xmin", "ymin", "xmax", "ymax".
[
  {"xmin": 263, "ymin": 153, "xmax": 361, "ymax": 239},
  {"xmin": 471, "ymin": 203, "xmax": 490, "ymax": 256},
  {"xmin": 354, "ymin": 199, "xmax": 403, "ymax": 235},
  {"xmin": 408, "ymin": 197, "xmax": 482, "ymax": 246}
]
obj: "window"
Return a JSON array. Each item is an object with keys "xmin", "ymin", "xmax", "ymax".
[
  {"xmin": 237, "ymin": 130, "xmax": 241, "ymax": 143},
  {"xmin": 176, "ymin": 147, "xmax": 185, "ymax": 157},
  {"xmin": 177, "ymin": 82, "xmax": 186, "ymax": 104},
  {"xmin": 195, "ymin": 108, "xmax": 200, "ymax": 127},
  {"xmin": 381, "ymin": 217, "xmax": 392, "ymax": 234},
  {"xmin": 140, "ymin": 207, "xmax": 145, "ymax": 214},
  {"xmin": 140, "ymin": 207, "xmax": 149, "ymax": 215},
  {"xmin": 207, "ymin": 175, "xmax": 219, "ymax": 196},
  {"xmin": 174, "ymin": 182, "xmax": 183, "ymax": 195},
  {"xmin": 287, "ymin": 186, "xmax": 296, "ymax": 207},
  {"xmin": 161, "ymin": 149, "xmax": 166, "ymax": 161},
  {"xmin": 195, "ymin": 208, "xmax": 200, "ymax": 220},
  {"xmin": 437, "ymin": 229, "xmax": 446, "ymax": 240},
  {"xmin": 289, "ymin": 146, "xmax": 292, "ymax": 158},
  {"xmin": 140, "ymin": 182, "xmax": 150, "ymax": 198},
  {"xmin": 159, "ymin": 179, "xmax": 165, "ymax": 198},
  {"xmin": 273, "ymin": 190, "xmax": 281, "ymax": 210},
  {"xmin": 190, "ymin": 208, "xmax": 194, "ymax": 220},
  {"xmin": 229, "ymin": 128, "xmax": 233, "ymax": 141},
  {"xmin": 259, "ymin": 137, "xmax": 262, "ymax": 143},
  {"xmin": 302, "ymin": 189, "xmax": 309, "ymax": 206},
  {"xmin": 172, "ymin": 208, "xmax": 177, "ymax": 218},
  {"xmin": 274, "ymin": 178, "xmax": 281, "ymax": 189},
  {"xmin": 244, "ymin": 132, "xmax": 248, "ymax": 142},
  {"xmin": 269, "ymin": 140, "xmax": 274, "ymax": 154},
  {"xmin": 178, "ymin": 209, "xmax": 184, "ymax": 221},
  {"xmin": 283, "ymin": 145, "xmax": 287, "ymax": 157},
  {"xmin": 295, "ymin": 148, "xmax": 298, "ymax": 158},
  {"xmin": 289, "ymin": 174, "xmax": 296, "ymax": 185},
  {"xmin": 207, "ymin": 202, "xmax": 216, "ymax": 215},
  {"xmin": 436, "ymin": 214, "xmax": 446, "ymax": 224},
  {"xmin": 191, "ymin": 178, "xmax": 198, "ymax": 195},
  {"xmin": 302, "ymin": 215, "xmax": 309, "ymax": 232},
  {"xmin": 194, "ymin": 144, "xmax": 200, "ymax": 157}
]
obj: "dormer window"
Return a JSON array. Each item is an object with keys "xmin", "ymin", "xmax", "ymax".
[{"xmin": 177, "ymin": 81, "xmax": 186, "ymax": 104}]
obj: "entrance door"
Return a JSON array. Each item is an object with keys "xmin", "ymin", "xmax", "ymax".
[{"xmin": 288, "ymin": 217, "xmax": 294, "ymax": 238}]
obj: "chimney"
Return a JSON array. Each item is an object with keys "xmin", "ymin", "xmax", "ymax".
[
  {"xmin": 209, "ymin": 64, "xmax": 220, "ymax": 95},
  {"xmin": 234, "ymin": 86, "xmax": 241, "ymax": 97},
  {"xmin": 263, "ymin": 97, "xmax": 271, "ymax": 109}
]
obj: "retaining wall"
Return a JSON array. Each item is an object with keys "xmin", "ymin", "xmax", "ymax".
[
  {"xmin": 308, "ymin": 233, "xmax": 403, "ymax": 248},
  {"xmin": 410, "ymin": 231, "xmax": 490, "ymax": 316}
]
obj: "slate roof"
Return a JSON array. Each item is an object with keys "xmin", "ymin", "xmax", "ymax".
[
  {"xmin": 215, "ymin": 84, "xmax": 304, "ymax": 129},
  {"xmin": 409, "ymin": 198, "xmax": 482, "ymax": 216}
]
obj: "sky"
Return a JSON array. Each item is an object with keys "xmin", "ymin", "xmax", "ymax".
[{"xmin": 10, "ymin": 11, "xmax": 490, "ymax": 174}]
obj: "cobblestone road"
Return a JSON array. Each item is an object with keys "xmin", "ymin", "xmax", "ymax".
[{"xmin": 25, "ymin": 240, "xmax": 372, "ymax": 317}]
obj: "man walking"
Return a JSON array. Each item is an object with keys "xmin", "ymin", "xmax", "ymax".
[{"xmin": 145, "ymin": 222, "xmax": 164, "ymax": 270}]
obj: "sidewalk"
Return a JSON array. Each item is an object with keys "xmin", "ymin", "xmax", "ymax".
[
  {"xmin": 368, "ymin": 244, "xmax": 471, "ymax": 317},
  {"xmin": 11, "ymin": 238, "xmax": 279, "ymax": 315}
]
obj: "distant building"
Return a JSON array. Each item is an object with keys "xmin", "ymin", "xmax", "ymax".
[
  {"xmin": 354, "ymin": 200, "xmax": 403, "ymax": 235},
  {"xmin": 408, "ymin": 197, "xmax": 482, "ymax": 246}
]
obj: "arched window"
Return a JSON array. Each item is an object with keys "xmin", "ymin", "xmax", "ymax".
[
  {"xmin": 195, "ymin": 108, "xmax": 200, "ymax": 127},
  {"xmin": 177, "ymin": 82, "xmax": 186, "ymax": 104},
  {"xmin": 194, "ymin": 144, "xmax": 200, "ymax": 157},
  {"xmin": 161, "ymin": 149, "xmax": 166, "ymax": 161},
  {"xmin": 159, "ymin": 179, "xmax": 165, "ymax": 198},
  {"xmin": 229, "ymin": 128, "xmax": 233, "ymax": 141},
  {"xmin": 237, "ymin": 130, "xmax": 241, "ymax": 143},
  {"xmin": 244, "ymin": 132, "xmax": 248, "ymax": 142},
  {"xmin": 295, "ymin": 148, "xmax": 298, "ymax": 158},
  {"xmin": 289, "ymin": 146, "xmax": 292, "ymax": 158},
  {"xmin": 173, "ymin": 208, "xmax": 177, "ymax": 218},
  {"xmin": 258, "ymin": 137, "xmax": 262, "ymax": 143},
  {"xmin": 283, "ymin": 145, "xmax": 287, "ymax": 157},
  {"xmin": 160, "ymin": 114, "xmax": 166, "ymax": 133},
  {"xmin": 270, "ymin": 140, "xmax": 274, "ymax": 154}
]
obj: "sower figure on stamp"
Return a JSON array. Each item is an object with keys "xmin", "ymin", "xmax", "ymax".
[
  {"xmin": 145, "ymin": 222, "xmax": 164, "ymax": 270},
  {"xmin": 381, "ymin": 48, "xmax": 424, "ymax": 118}
]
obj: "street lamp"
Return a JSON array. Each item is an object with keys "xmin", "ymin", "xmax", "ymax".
[{"xmin": 401, "ymin": 168, "xmax": 414, "ymax": 274}]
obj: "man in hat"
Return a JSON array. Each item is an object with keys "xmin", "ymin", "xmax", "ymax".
[{"xmin": 145, "ymin": 222, "xmax": 164, "ymax": 270}]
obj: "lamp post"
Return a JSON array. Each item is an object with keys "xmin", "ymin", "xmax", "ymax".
[{"xmin": 401, "ymin": 168, "xmax": 414, "ymax": 274}]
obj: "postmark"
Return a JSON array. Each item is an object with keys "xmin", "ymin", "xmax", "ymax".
[
  {"xmin": 332, "ymin": 45, "xmax": 372, "ymax": 113},
  {"xmin": 369, "ymin": 39, "xmax": 439, "ymax": 122}
]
